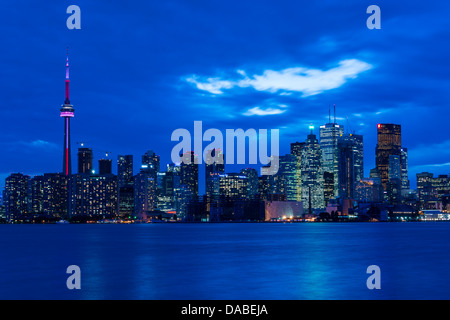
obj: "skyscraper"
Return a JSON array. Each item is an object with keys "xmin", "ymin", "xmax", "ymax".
[
  {"xmin": 99, "ymin": 158, "xmax": 112, "ymax": 175},
  {"xmin": 117, "ymin": 155, "xmax": 134, "ymax": 219},
  {"xmin": 4, "ymin": 173, "xmax": 30, "ymax": 221},
  {"xmin": 205, "ymin": 148, "xmax": 225, "ymax": 197},
  {"xmin": 77, "ymin": 146, "xmax": 93, "ymax": 174},
  {"xmin": 389, "ymin": 155, "xmax": 402, "ymax": 181},
  {"xmin": 117, "ymin": 155, "xmax": 133, "ymax": 187},
  {"xmin": 42, "ymin": 173, "xmax": 68, "ymax": 219},
  {"xmin": 240, "ymin": 168, "xmax": 258, "ymax": 199},
  {"xmin": 387, "ymin": 155, "xmax": 402, "ymax": 205},
  {"xmin": 337, "ymin": 133, "xmax": 364, "ymax": 199},
  {"xmin": 349, "ymin": 134, "xmax": 364, "ymax": 182},
  {"xmin": 401, "ymin": 148, "xmax": 410, "ymax": 190},
  {"xmin": 70, "ymin": 173, "xmax": 118, "ymax": 219},
  {"xmin": 416, "ymin": 172, "xmax": 434, "ymax": 207},
  {"xmin": 31, "ymin": 175, "xmax": 44, "ymax": 214},
  {"xmin": 180, "ymin": 151, "xmax": 199, "ymax": 198},
  {"xmin": 258, "ymin": 174, "xmax": 275, "ymax": 200},
  {"xmin": 142, "ymin": 150, "xmax": 160, "ymax": 176},
  {"xmin": 319, "ymin": 106, "xmax": 344, "ymax": 197},
  {"xmin": 134, "ymin": 170, "xmax": 157, "ymax": 218},
  {"xmin": 218, "ymin": 173, "xmax": 249, "ymax": 199},
  {"xmin": 301, "ymin": 126, "xmax": 325, "ymax": 212},
  {"xmin": 157, "ymin": 164, "xmax": 181, "ymax": 212},
  {"xmin": 134, "ymin": 151, "xmax": 160, "ymax": 218},
  {"xmin": 375, "ymin": 123, "xmax": 402, "ymax": 190},
  {"xmin": 290, "ymin": 142, "xmax": 305, "ymax": 202},
  {"xmin": 278, "ymin": 154, "xmax": 298, "ymax": 201},
  {"xmin": 60, "ymin": 50, "xmax": 75, "ymax": 176}
]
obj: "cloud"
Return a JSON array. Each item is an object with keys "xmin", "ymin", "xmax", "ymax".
[
  {"xmin": 243, "ymin": 105, "xmax": 288, "ymax": 116},
  {"xmin": 29, "ymin": 140, "xmax": 57, "ymax": 148},
  {"xmin": 187, "ymin": 59, "xmax": 372, "ymax": 96},
  {"xmin": 186, "ymin": 76, "xmax": 234, "ymax": 94},
  {"xmin": 1, "ymin": 139, "xmax": 58, "ymax": 151}
]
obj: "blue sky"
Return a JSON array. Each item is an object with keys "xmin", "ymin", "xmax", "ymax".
[{"xmin": 0, "ymin": 0, "xmax": 449, "ymax": 192}]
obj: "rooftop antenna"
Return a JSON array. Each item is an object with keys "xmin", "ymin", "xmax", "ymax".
[
  {"xmin": 329, "ymin": 105, "xmax": 331, "ymax": 123},
  {"xmin": 333, "ymin": 104, "xmax": 336, "ymax": 124},
  {"xmin": 346, "ymin": 116, "xmax": 349, "ymax": 134}
]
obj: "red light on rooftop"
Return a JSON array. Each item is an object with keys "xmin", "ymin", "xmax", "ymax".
[{"xmin": 377, "ymin": 124, "xmax": 381, "ymax": 129}]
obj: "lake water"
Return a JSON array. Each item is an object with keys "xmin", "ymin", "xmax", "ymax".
[{"xmin": 0, "ymin": 222, "xmax": 449, "ymax": 300}]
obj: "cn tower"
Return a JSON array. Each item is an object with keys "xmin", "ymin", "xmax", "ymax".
[{"xmin": 60, "ymin": 49, "xmax": 75, "ymax": 176}]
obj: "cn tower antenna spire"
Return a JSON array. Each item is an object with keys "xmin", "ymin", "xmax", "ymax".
[
  {"xmin": 61, "ymin": 48, "xmax": 75, "ymax": 176},
  {"xmin": 65, "ymin": 47, "xmax": 70, "ymax": 104}
]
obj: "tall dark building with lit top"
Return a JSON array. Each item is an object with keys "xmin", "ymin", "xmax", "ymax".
[
  {"xmin": 118, "ymin": 155, "xmax": 134, "ymax": 219},
  {"xmin": 60, "ymin": 50, "xmax": 75, "ymax": 176},
  {"xmin": 375, "ymin": 123, "xmax": 402, "ymax": 191},
  {"xmin": 77, "ymin": 145, "xmax": 93, "ymax": 174},
  {"xmin": 180, "ymin": 151, "xmax": 199, "ymax": 198},
  {"xmin": 337, "ymin": 133, "xmax": 364, "ymax": 199},
  {"xmin": 117, "ymin": 155, "xmax": 133, "ymax": 187},
  {"xmin": 99, "ymin": 158, "xmax": 112, "ymax": 175},
  {"xmin": 205, "ymin": 148, "xmax": 224, "ymax": 197}
]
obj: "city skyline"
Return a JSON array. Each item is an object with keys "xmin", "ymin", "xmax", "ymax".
[
  {"xmin": 3, "ymin": 1, "xmax": 450, "ymax": 305},
  {"xmin": 1, "ymin": 1, "xmax": 450, "ymax": 193}
]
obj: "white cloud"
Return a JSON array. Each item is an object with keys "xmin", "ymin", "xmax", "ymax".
[
  {"xmin": 186, "ymin": 76, "xmax": 234, "ymax": 94},
  {"xmin": 243, "ymin": 105, "xmax": 288, "ymax": 116},
  {"xmin": 187, "ymin": 59, "xmax": 372, "ymax": 96}
]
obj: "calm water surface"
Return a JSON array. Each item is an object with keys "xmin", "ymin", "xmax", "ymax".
[{"xmin": 1, "ymin": 222, "xmax": 449, "ymax": 300}]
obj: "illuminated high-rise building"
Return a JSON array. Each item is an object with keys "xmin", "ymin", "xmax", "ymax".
[
  {"xmin": 401, "ymin": 148, "xmax": 410, "ymax": 190},
  {"xmin": 118, "ymin": 184, "xmax": 134, "ymax": 219},
  {"xmin": 323, "ymin": 171, "xmax": 335, "ymax": 203},
  {"xmin": 301, "ymin": 125, "xmax": 325, "ymax": 212},
  {"xmin": 205, "ymin": 148, "xmax": 225, "ymax": 197},
  {"xmin": 218, "ymin": 173, "xmax": 249, "ymax": 199},
  {"xmin": 60, "ymin": 50, "xmax": 75, "ymax": 176},
  {"xmin": 4, "ymin": 173, "xmax": 31, "ymax": 221},
  {"xmin": 31, "ymin": 175, "xmax": 44, "ymax": 214},
  {"xmin": 337, "ymin": 133, "xmax": 364, "ymax": 199},
  {"xmin": 180, "ymin": 151, "xmax": 199, "ymax": 198},
  {"xmin": 134, "ymin": 169, "xmax": 157, "ymax": 218},
  {"xmin": 387, "ymin": 155, "xmax": 402, "ymax": 205},
  {"xmin": 290, "ymin": 142, "xmax": 305, "ymax": 202},
  {"xmin": 375, "ymin": 123, "xmax": 402, "ymax": 190},
  {"xmin": 157, "ymin": 164, "xmax": 181, "ymax": 212},
  {"xmin": 117, "ymin": 155, "xmax": 134, "ymax": 218},
  {"xmin": 389, "ymin": 155, "xmax": 402, "ymax": 181},
  {"xmin": 258, "ymin": 174, "xmax": 275, "ymax": 200},
  {"xmin": 278, "ymin": 154, "xmax": 298, "ymax": 201},
  {"xmin": 117, "ymin": 155, "xmax": 133, "ymax": 187},
  {"xmin": 70, "ymin": 173, "xmax": 118, "ymax": 218},
  {"xmin": 134, "ymin": 150, "xmax": 160, "ymax": 217},
  {"xmin": 142, "ymin": 150, "xmax": 160, "ymax": 177},
  {"xmin": 320, "ymin": 106, "xmax": 344, "ymax": 197},
  {"xmin": 240, "ymin": 168, "xmax": 258, "ymax": 199},
  {"xmin": 42, "ymin": 173, "xmax": 68, "ymax": 219}
]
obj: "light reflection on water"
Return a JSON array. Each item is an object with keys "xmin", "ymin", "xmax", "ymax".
[{"xmin": 0, "ymin": 222, "xmax": 449, "ymax": 299}]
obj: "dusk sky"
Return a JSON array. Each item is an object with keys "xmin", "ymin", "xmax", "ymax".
[{"xmin": 1, "ymin": 0, "xmax": 449, "ymax": 192}]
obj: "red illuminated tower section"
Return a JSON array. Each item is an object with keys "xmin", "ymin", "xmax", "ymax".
[{"xmin": 60, "ymin": 50, "xmax": 74, "ymax": 176}]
